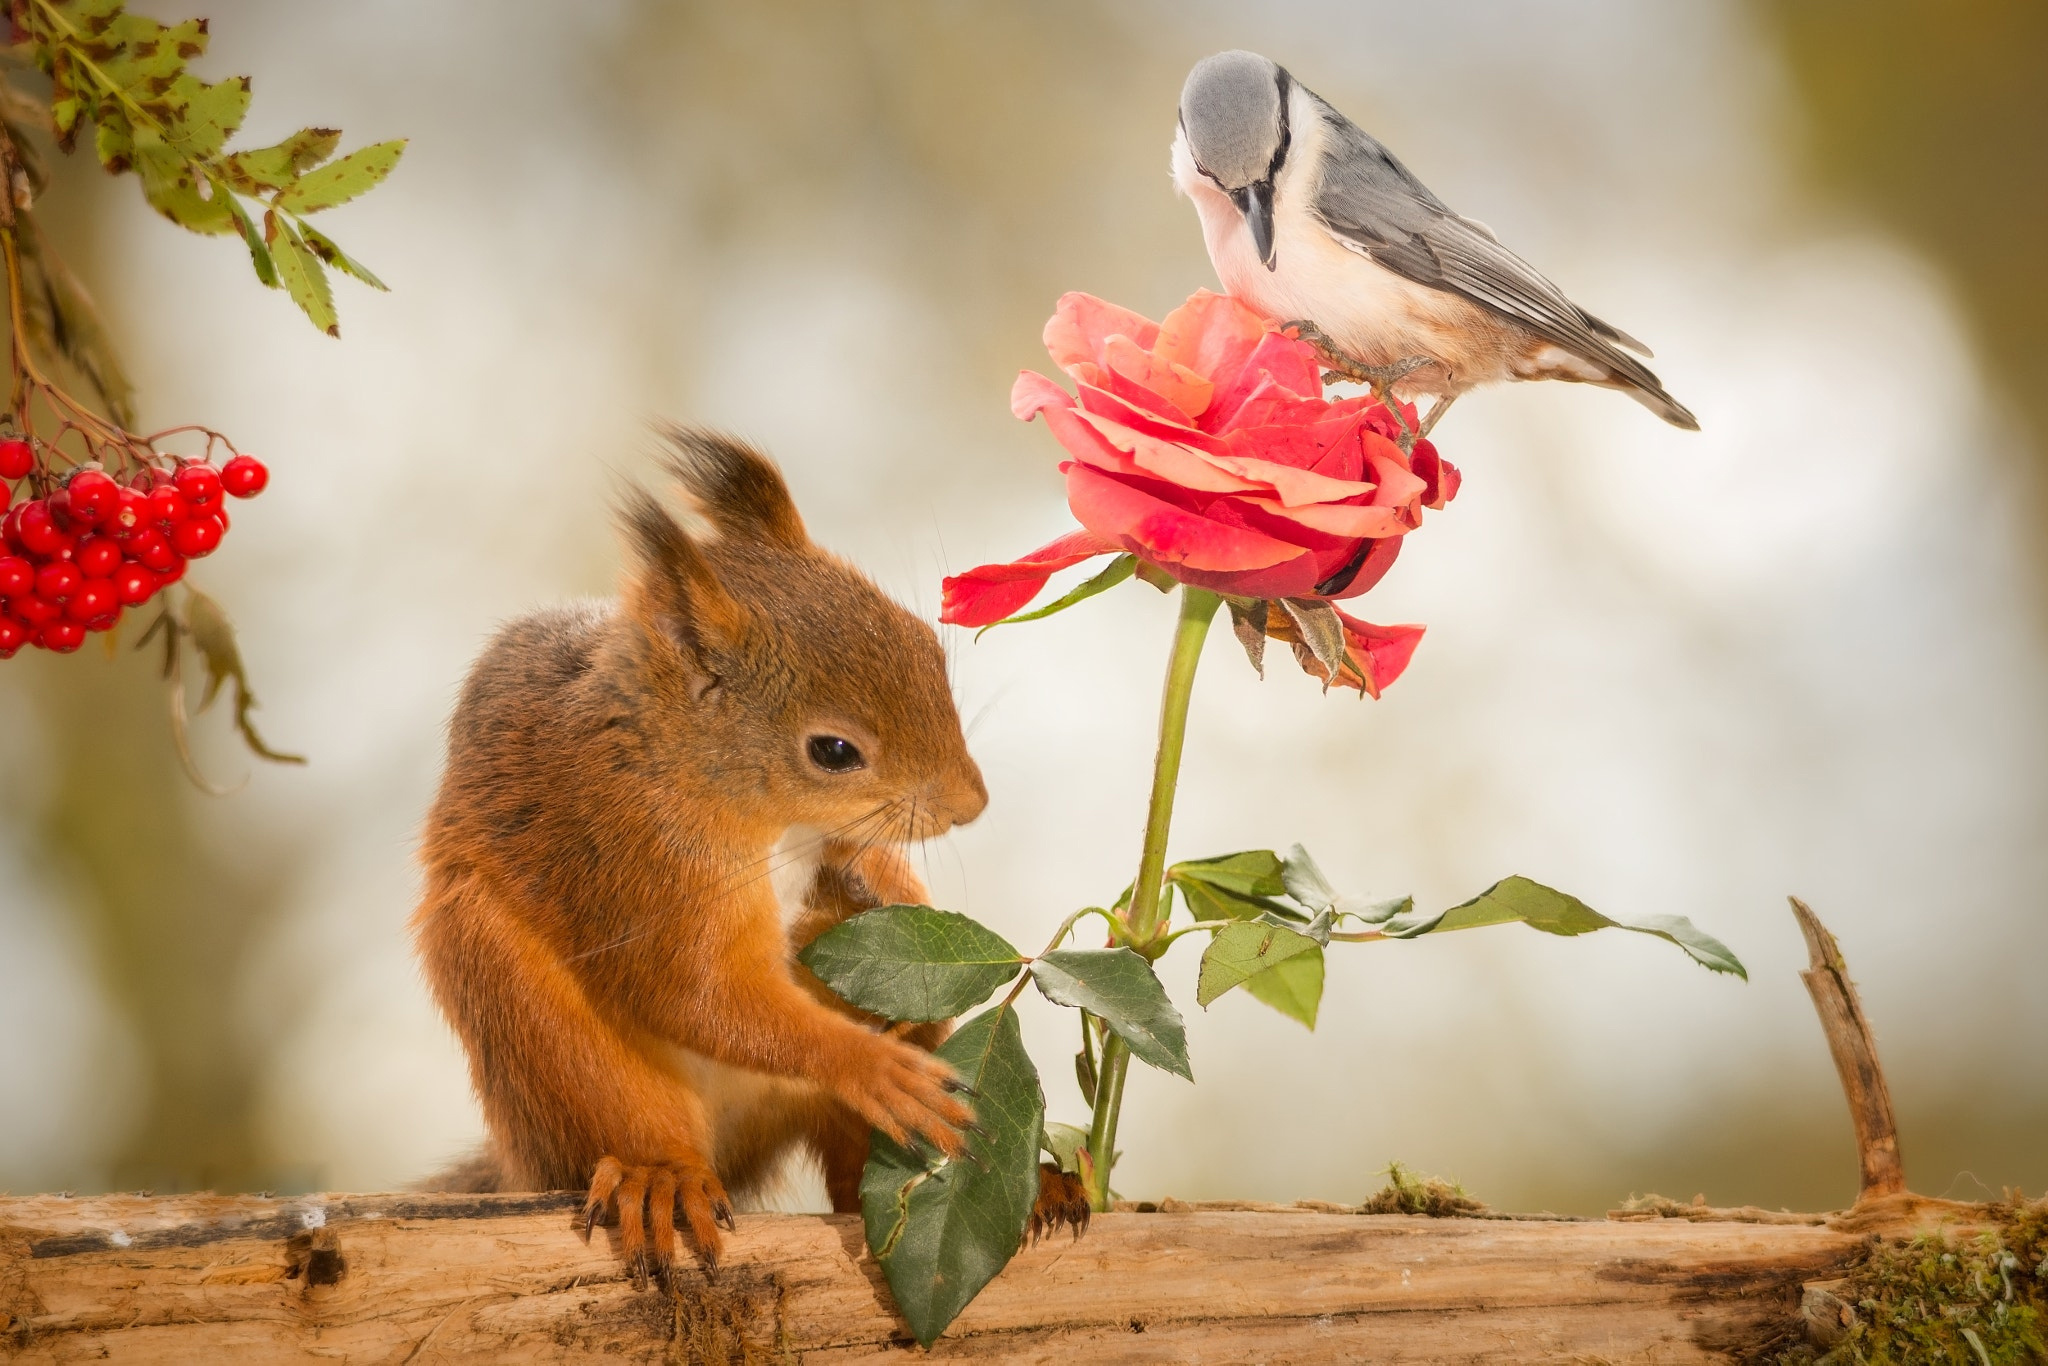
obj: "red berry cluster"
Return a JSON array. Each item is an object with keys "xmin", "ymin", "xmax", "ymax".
[{"xmin": 0, "ymin": 437, "xmax": 268, "ymax": 658}]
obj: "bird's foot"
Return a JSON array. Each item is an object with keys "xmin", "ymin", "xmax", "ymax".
[{"xmin": 1416, "ymin": 392, "xmax": 1458, "ymax": 442}]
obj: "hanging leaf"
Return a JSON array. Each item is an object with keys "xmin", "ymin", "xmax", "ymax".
[
  {"xmin": 976, "ymin": 553, "xmax": 1134, "ymax": 636},
  {"xmin": 265, "ymin": 212, "xmax": 337, "ymax": 335},
  {"xmin": 1225, "ymin": 596, "xmax": 1269, "ymax": 675},
  {"xmin": 181, "ymin": 585, "xmax": 305, "ymax": 764},
  {"xmin": 1031, "ymin": 948, "xmax": 1191, "ymax": 1080},
  {"xmin": 1278, "ymin": 597, "xmax": 1354, "ymax": 693},
  {"xmin": 14, "ymin": 217, "xmax": 137, "ymax": 427},
  {"xmin": 225, "ymin": 197, "xmax": 278, "ymax": 288},
  {"xmin": 861, "ymin": 1004, "xmax": 1043, "ymax": 1347},
  {"xmin": 1197, "ymin": 920, "xmax": 1320, "ymax": 1007},
  {"xmin": 799, "ymin": 906, "xmax": 1024, "ymax": 1022},
  {"xmin": 1241, "ymin": 947, "xmax": 1324, "ymax": 1029},
  {"xmin": 272, "ymin": 138, "xmax": 406, "ymax": 214},
  {"xmin": 297, "ymin": 220, "xmax": 387, "ymax": 291},
  {"xmin": 1428, "ymin": 877, "xmax": 1747, "ymax": 978}
]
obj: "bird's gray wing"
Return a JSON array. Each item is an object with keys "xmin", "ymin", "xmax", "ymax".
[{"xmin": 1310, "ymin": 107, "xmax": 1659, "ymax": 370}]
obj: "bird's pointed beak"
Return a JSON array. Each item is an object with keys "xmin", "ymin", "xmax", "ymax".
[{"xmin": 1235, "ymin": 182, "xmax": 1277, "ymax": 270}]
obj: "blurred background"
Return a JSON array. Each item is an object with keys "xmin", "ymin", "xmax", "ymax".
[{"xmin": 2, "ymin": 0, "xmax": 2043, "ymax": 1215}]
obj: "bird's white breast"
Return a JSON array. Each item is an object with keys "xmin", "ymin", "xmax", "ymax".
[{"xmin": 1172, "ymin": 93, "xmax": 1512, "ymax": 394}]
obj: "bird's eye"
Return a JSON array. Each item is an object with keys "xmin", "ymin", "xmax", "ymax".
[{"xmin": 806, "ymin": 735, "xmax": 865, "ymax": 774}]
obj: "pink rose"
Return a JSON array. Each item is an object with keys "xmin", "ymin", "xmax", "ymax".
[{"xmin": 942, "ymin": 290, "xmax": 1458, "ymax": 696}]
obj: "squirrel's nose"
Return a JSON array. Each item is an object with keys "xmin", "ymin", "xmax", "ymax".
[{"xmin": 937, "ymin": 765, "xmax": 988, "ymax": 830}]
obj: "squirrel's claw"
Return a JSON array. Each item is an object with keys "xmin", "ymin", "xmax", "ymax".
[
  {"xmin": 1023, "ymin": 1162, "xmax": 1093, "ymax": 1248},
  {"xmin": 581, "ymin": 1156, "xmax": 731, "ymax": 1287}
]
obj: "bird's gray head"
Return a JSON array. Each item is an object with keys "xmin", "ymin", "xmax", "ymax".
[{"xmin": 1178, "ymin": 51, "xmax": 1291, "ymax": 269}]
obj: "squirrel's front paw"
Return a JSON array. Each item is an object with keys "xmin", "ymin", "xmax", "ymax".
[
  {"xmin": 581, "ymin": 1155, "xmax": 735, "ymax": 1284},
  {"xmin": 834, "ymin": 1034, "xmax": 976, "ymax": 1158}
]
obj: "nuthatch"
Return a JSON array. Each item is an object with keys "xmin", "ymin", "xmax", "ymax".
[{"xmin": 1174, "ymin": 50, "xmax": 1697, "ymax": 430}]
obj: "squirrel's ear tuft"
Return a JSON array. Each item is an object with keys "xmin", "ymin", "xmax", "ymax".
[
  {"xmin": 620, "ymin": 485, "xmax": 746, "ymax": 694},
  {"xmin": 654, "ymin": 424, "xmax": 809, "ymax": 550}
]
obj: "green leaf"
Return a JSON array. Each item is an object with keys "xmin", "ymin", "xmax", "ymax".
[
  {"xmin": 1133, "ymin": 559, "xmax": 1177, "ymax": 591},
  {"xmin": 296, "ymin": 221, "xmax": 388, "ymax": 290},
  {"xmin": 1030, "ymin": 948, "xmax": 1191, "ymax": 1081},
  {"xmin": 149, "ymin": 73, "xmax": 251, "ymax": 161},
  {"xmin": 273, "ymin": 138, "xmax": 406, "ymax": 213},
  {"xmin": 1040, "ymin": 1122, "xmax": 1090, "ymax": 1176},
  {"xmin": 1241, "ymin": 947, "xmax": 1324, "ymax": 1028},
  {"xmin": 1175, "ymin": 877, "xmax": 1299, "ymax": 924},
  {"xmin": 799, "ymin": 906, "xmax": 1024, "ymax": 1022},
  {"xmin": 225, "ymin": 127, "xmax": 342, "ymax": 191},
  {"xmin": 1280, "ymin": 843, "xmax": 1339, "ymax": 911},
  {"xmin": 862, "ymin": 1004, "xmax": 1042, "ymax": 1346},
  {"xmin": 1170, "ymin": 849, "xmax": 1288, "ymax": 899},
  {"xmin": 225, "ymin": 197, "xmax": 277, "ymax": 288},
  {"xmin": 976, "ymin": 554, "xmax": 1133, "ymax": 637},
  {"xmin": 1197, "ymin": 921, "xmax": 1320, "ymax": 1007},
  {"xmin": 265, "ymin": 213, "xmax": 337, "ymax": 336},
  {"xmin": 1430, "ymin": 876, "xmax": 1747, "ymax": 978},
  {"xmin": 181, "ymin": 585, "xmax": 305, "ymax": 764},
  {"xmin": 93, "ymin": 111, "xmax": 133, "ymax": 173},
  {"xmin": 136, "ymin": 148, "xmax": 234, "ymax": 235}
]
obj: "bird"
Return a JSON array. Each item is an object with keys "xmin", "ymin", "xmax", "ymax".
[{"xmin": 1171, "ymin": 50, "xmax": 1697, "ymax": 431}]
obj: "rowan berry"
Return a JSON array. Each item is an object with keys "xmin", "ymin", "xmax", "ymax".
[
  {"xmin": 66, "ymin": 579, "xmax": 117, "ymax": 622},
  {"xmin": 128, "ymin": 526, "xmax": 177, "ymax": 571},
  {"xmin": 113, "ymin": 561, "xmax": 157, "ymax": 605},
  {"xmin": 66, "ymin": 471, "xmax": 119, "ymax": 526},
  {"xmin": 174, "ymin": 462, "xmax": 223, "ymax": 508},
  {"xmin": 37, "ymin": 620, "xmax": 84, "ymax": 652},
  {"xmin": 76, "ymin": 536, "xmax": 123, "ymax": 578},
  {"xmin": 0, "ymin": 438, "xmax": 30, "ymax": 481},
  {"xmin": 171, "ymin": 515, "xmax": 223, "ymax": 558},
  {"xmin": 220, "ymin": 454, "xmax": 269, "ymax": 498},
  {"xmin": 10, "ymin": 593, "xmax": 58, "ymax": 626},
  {"xmin": 35, "ymin": 561, "xmax": 80, "ymax": 601},
  {"xmin": 0, "ymin": 616, "xmax": 25, "ymax": 657},
  {"xmin": 0, "ymin": 556, "xmax": 29, "ymax": 597},
  {"xmin": 16, "ymin": 501, "xmax": 66, "ymax": 556},
  {"xmin": 145, "ymin": 485, "xmax": 188, "ymax": 525}
]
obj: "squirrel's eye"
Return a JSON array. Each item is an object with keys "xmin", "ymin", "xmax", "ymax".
[{"xmin": 806, "ymin": 735, "xmax": 865, "ymax": 774}]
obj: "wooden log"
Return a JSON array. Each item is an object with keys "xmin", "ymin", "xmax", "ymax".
[{"xmin": 1, "ymin": 1191, "xmax": 1957, "ymax": 1364}]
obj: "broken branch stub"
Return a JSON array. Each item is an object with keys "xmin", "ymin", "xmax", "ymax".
[{"xmin": 1789, "ymin": 896, "xmax": 1906, "ymax": 1202}]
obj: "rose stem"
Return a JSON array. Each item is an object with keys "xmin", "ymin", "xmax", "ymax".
[{"xmin": 1084, "ymin": 584, "xmax": 1220, "ymax": 1211}]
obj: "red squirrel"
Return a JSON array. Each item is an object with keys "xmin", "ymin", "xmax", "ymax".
[{"xmin": 412, "ymin": 428, "xmax": 1040, "ymax": 1276}]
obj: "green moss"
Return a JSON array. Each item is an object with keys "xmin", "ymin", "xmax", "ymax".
[
  {"xmin": 1777, "ymin": 1196, "xmax": 2048, "ymax": 1365},
  {"xmin": 1358, "ymin": 1162, "xmax": 1484, "ymax": 1218}
]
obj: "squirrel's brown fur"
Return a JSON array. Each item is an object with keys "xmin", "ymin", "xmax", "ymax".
[{"xmin": 412, "ymin": 427, "xmax": 990, "ymax": 1275}]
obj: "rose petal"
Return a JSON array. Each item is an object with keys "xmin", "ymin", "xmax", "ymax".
[
  {"xmin": 1152, "ymin": 291, "xmax": 1267, "ymax": 399},
  {"xmin": 1334, "ymin": 609, "xmax": 1425, "ymax": 698},
  {"xmin": 1235, "ymin": 495, "xmax": 1415, "ymax": 540},
  {"xmin": 1012, "ymin": 369, "xmax": 1077, "ymax": 421},
  {"xmin": 1205, "ymin": 331, "xmax": 1325, "ymax": 429},
  {"xmin": 1044, "ymin": 293, "xmax": 1160, "ymax": 371},
  {"xmin": 1412, "ymin": 439, "xmax": 1461, "ymax": 510},
  {"xmin": 1070, "ymin": 409, "xmax": 1268, "ymax": 495},
  {"xmin": 1101, "ymin": 333, "xmax": 1212, "ymax": 422},
  {"xmin": 938, "ymin": 527, "xmax": 1122, "ymax": 627},
  {"xmin": 1064, "ymin": 462, "xmax": 1318, "ymax": 591}
]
